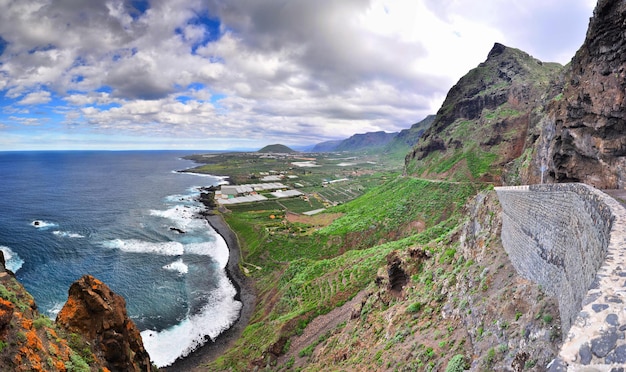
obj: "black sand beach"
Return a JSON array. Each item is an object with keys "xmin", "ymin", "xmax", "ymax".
[{"xmin": 163, "ymin": 211, "xmax": 256, "ymax": 371}]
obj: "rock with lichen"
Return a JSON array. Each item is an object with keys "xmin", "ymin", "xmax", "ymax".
[{"xmin": 56, "ymin": 275, "xmax": 152, "ymax": 372}]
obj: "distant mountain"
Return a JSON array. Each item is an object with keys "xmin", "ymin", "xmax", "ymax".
[
  {"xmin": 311, "ymin": 140, "xmax": 343, "ymax": 152},
  {"xmin": 335, "ymin": 131, "xmax": 397, "ymax": 151},
  {"xmin": 258, "ymin": 144, "xmax": 297, "ymax": 153},
  {"xmin": 383, "ymin": 115, "xmax": 435, "ymax": 158},
  {"xmin": 312, "ymin": 131, "xmax": 398, "ymax": 152}
]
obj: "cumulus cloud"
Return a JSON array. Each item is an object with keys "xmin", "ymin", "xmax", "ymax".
[
  {"xmin": 0, "ymin": 0, "xmax": 595, "ymax": 149},
  {"xmin": 18, "ymin": 90, "xmax": 51, "ymax": 105}
]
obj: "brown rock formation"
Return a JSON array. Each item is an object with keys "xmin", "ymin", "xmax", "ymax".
[
  {"xmin": 56, "ymin": 275, "xmax": 153, "ymax": 372},
  {"xmin": 527, "ymin": 0, "xmax": 626, "ymax": 188}
]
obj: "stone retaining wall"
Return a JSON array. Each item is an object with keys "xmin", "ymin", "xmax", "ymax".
[{"xmin": 496, "ymin": 183, "xmax": 626, "ymax": 371}]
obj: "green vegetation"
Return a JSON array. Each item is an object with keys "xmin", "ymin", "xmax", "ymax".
[
  {"xmin": 66, "ymin": 332, "xmax": 95, "ymax": 366},
  {"xmin": 543, "ymin": 314, "xmax": 554, "ymax": 324},
  {"xmin": 408, "ymin": 145, "xmax": 499, "ymax": 182},
  {"xmin": 0, "ymin": 280, "xmax": 34, "ymax": 312},
  {"xmin": 321, "ymin": 177, "xmax": 480, "ymax": 237},
  {"xmin": 33, "ymin": 315, "xmax": 53, "ymax": 330},
  {"xmin": 206, "ymin": 151, "xmax": 486, "ymax": 369},
  {"xmin": 64, "ymin": 352, "xmax": 90, "ymax": 372},
  {"xmin": 445, "ymin": 354, "xmax": 467, "ymax": 372},
  {"xmin": 257, "ymin": 144, "xmax": 296, "ymax": 153}
]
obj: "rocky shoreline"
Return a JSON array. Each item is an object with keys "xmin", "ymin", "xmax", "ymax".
[{"xmin": 163, "ymin": 200, "xmax": 256, "ymax": 371}]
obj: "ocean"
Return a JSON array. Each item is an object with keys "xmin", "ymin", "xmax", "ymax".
[{"xmin": 0, "ymin": 150, "xmax": 241, "ymax": 367}]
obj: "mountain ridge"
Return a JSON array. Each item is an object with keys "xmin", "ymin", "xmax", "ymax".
[{"xmin": 405, "ymin": 42, "xmax": 563, "ymax": 182}]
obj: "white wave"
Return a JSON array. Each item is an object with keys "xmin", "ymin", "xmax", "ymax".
[
  {"xmin": 164, "ymin": 187, "xmax": 201, "ymax": 204},
  {"xmin": 178, "ymin": 171, "xmax": 229, "ymax": 184},
  {"xmin": 141, "ymin": 274, "xmax": 242, "ymax": 367},
  {"xmin": 164, "ymin": 194, "xmax": 195, "ymax": 204},
  {"xmin": 102, "ymin": 239, "xmax": 184, "ymax": 256},
  {"xmin": 163, "ymin": 259, "xmax": 188, "ymax": 275},
  {"xmin": 0, "ymin": 246, "xmax": 24, "ymax": 273},
  {"xmin": 184, "ymin": 238, "xmax": 229, "ymax": 268},
  {"xmin": 31, "ymin": 220, "xmax": 58, "ymax": 229},
  {"xmin": 46, "ymin": 302, "xmax": 65, "ymax": 318},
  {"xmin": 150, "ymin": 205, "xmax": 205, "ymax": 231},
  {"xmin": 52, "ymin": 231, "xmax": 85, "ymax": 239}
]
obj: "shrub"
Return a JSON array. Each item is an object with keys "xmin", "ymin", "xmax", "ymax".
[
  {"xmin": 299, "ymin": 344, "xmax": 315, "ymax": 358},
  {"xmin": 33, "ymin": 315, "xmax": 53, "ymax": 330},
  {"xmin": 65, "ymin": 353, "xmax": 90, "ymax": 372},
  {"xmin": 407, "ymin": 302, "xmax": 423, "ymax": 313},
  {"xmin": 486, "ymin": 347, "xmax": 496, "ymax": 365},
  {"xmin": 445, "ymin": 354, "xmax": 467, "ymax": 372}
]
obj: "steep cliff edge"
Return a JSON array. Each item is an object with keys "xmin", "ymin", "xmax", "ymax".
[
  {"xmin": 56, "ymin": 275, "xmax": 152, "ymax": 372},
  {"xmin": 524, "ymin": 0, "xmax": 626, "ymax": 188},
  {"xmin": 0, "ymin": 251, "xmax": 152, "ymax": 371},
  {"xmin": 405, "ymin": 43, "xmax": 562, "ymax": 183}
]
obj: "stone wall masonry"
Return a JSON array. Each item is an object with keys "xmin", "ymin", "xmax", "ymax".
[{"xmin": 496, "ymin": 183, "xmax": 626, "ymax": 371}]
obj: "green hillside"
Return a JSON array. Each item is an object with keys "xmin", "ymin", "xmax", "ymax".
[
  {"xmin": 384, "ymin": 115, "xmax": 435, "ymax": 161},
  {"xmin": 258, "ymin": 144, "xmax": 296, "ymax": 153},
  {"xmin": 212, "ymin": 177, "xmax": 484, "ymax": 370}
]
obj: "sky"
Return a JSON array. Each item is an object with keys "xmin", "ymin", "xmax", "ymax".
[{"xmin": 0, "ymin": 0, "xmax": 596, "ymax": 151}]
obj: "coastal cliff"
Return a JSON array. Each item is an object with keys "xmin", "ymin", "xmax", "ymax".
[
  {"xmin": 56, "ymin": 275, "xmax": 152, "ymax": 372},
  {"xmin": 0, "ymin": 251, "xmax": 152, "ymax": 371},
  {"xmin": 523, "ymin": 0, "xmax": 626, "ymax": 188}
]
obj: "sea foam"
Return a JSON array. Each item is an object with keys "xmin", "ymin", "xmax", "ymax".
[
  {"xmin": 31, "ymin": 220, "xmax": 58, "ymax": 229},
  {"xmin": 141, "ymin": 273, "xmax": 242, "ymax": 367},
  {"xmin": 150, "ymin": 205, "xmax": 205, "ymax": 231},
  {"xmin": 162, "ymin": 259, "xmax": 188, "ymax": 275},
  {"xmin": 53, "ymin": 230, "xmax": 85, "ymax": 239},
  {"xmin": 0, "ymin": 246, "xmax": 24, "ymax": 273},
  {"xmin": 47, "ymin": 301, "xmax": 65, "ymax": 319},
  {"xmin": 102, "ymin": 239, "xmax": 185, "ymax": 256},
  {"xmin": 184, "ymin": 240, "xmax": 229, "ymax": 267}
]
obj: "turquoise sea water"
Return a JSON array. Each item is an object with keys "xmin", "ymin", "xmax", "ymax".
[{"xmin": 0, "ymin": 151, "xmax": 241, "ymax": 367}]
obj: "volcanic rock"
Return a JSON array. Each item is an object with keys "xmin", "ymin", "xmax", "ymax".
[
  {"xmin": 526, "ymin": 0, "xmax": 626, "ymax": 188},
  {"xmin": 56, "ymin": 275, "xmax": 152, "ymax": 372},
  {"xmin": 405, "ymin": 42, "xmax": 562, "ymax": 182}
]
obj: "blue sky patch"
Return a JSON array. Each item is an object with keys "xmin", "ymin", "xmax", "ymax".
[
  {"xmin": 129, "ymin": 0, "xmax": 150, "ymax": 20},
  {"xmin": 0, "ymin": 36, "xmax": 7, "ymax": 57},
  {"xmin": 177, "ymin": 12, "xmax": 222, "ymax": 54}
]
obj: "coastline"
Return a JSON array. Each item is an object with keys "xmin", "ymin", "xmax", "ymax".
[{"xmin": 162, "ymin": 209, "xmax": 256, "ymax": 371}]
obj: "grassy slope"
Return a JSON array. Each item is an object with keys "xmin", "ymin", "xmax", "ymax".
[{"xmin": 209, "ymin": 177, "xmax": 483, "ymax": 370}]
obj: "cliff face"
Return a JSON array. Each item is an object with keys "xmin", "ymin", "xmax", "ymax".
[
  {"xmin": 56, "ymin": 275, "xmax": 152, "ymax": 372},
  {"xmin": 0, "ymin": 252, "xmax": 109, "ymax": 371},
  {"xmin": 525, "ymin": 0, "xmax": 626, "ymax": 188},
  {"xmin": 0, "ymin": 251, "xmax": 152, "ymax": 371},
  {"xmin": 405, "ymin": 43, "xmax": 562, "ymax": 182}
]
